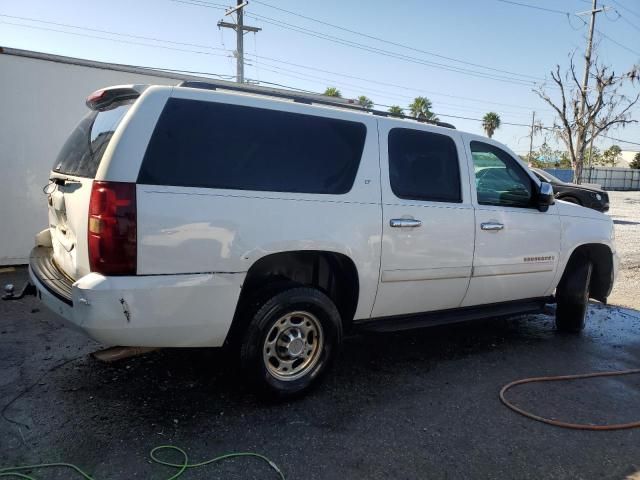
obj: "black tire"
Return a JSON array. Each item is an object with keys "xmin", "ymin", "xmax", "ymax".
[
  {"xmin": 239, "ymin": 287, "xmax": 342, "ymax": 397},
  {"xmin": 555, "ymin": 259, "xmax": 592, "ymax": 332},
  {"xmin": 561, "ymin": 196, "xmax": 581, "ymax": 205}
]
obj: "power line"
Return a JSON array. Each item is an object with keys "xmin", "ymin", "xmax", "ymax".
[
  {"xmin": 496, "ymin": 0, "xmax": 640, "ymax": 56},
  {"xmin": 594, "ymin": 26, "xmax": 640, "ymax": 55},
  {"xmin": 245, "ymin": 11, "xmax": 540, "ymax": 86},
  {"xmin": 602, "ymin": 135, "xmax": 640, "ymax": 146},
  {"xmin": 0, "ymin": 13, "xmax": 229, "ymax": 51},
  {"xmin": 0, "ymin": 20, "xmax": 535, "ymax": 118},
  {"xmin": 244, "ymin": 53, "xmax": 550, "ymax": 112},
  {"xmin": 0, "ymin": 12, "xmax": 554, "ymax": 112},
  {"xmin": 245, "ymin": 54, "xmax": 535, "ymax": 108},
  {"xmin": 496, "ymin": 0, "xmax": 571, "ymax": 15},
  {"xmin": 610, "ymin": 0, "xmax": 640, "ymax": 19},
  {"xmin": 250, "ymin": 0, "xmax": 544, "ymax": 81},
  {"xmin": 0, "ymin": 20, "xmax": 233, "ymax": 59},
  {"xmin": 616, "ymin": 12, "xmax": 640, "ymax": 32},
  {"xmin": 247, "ymin": 57, "xmax": 539, "ymax": 119},
  {"xmin": 176, "ymin": 0, "xmax": 544, "ymax": 87}
]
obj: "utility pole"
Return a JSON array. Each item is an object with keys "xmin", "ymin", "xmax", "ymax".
[
  {"xmin": 218, "ymin": 1, "xmax": 261, "ymax": 83},
  {"xmin": 574, "ymin": 0, "xmax": 609, "ymax": 182},
  {"xmin": 576, "ymin": 0, "xmax": 603, "ymax": 122},
  {"xmin": 528, "ymin": 111, "xmax": 536, "ymax": 164}
]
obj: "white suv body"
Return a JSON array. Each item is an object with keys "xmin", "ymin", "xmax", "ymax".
[{"xmin": 27, "ymin": 83, "xmax": 618, "ymax": 394}]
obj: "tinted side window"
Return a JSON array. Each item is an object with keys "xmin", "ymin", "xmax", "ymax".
[
  {"xmin": 53, "ymin": 101, "xmax": 132, "ymax": 178},
  {"xmin": 388, "ymin": 128, "xmax": 461, "ymax": 203},
  {"xmin": 471, "ymin": 141, "xmax": 533, "ymax": 208},
  {"xmin": 138, "ymin": 99, "xmax": 366, "ymax": 194}
]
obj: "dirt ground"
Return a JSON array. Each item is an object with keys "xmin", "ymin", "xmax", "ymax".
[
  {"xmin": 608, "ymin": 191, "xmax": 640, "ymax": 310},
  {"xmin": 1, "ymin": 193, "xmax": 639, "ymax": 479}
]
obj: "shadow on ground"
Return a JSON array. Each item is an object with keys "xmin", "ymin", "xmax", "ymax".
[{"xmin": 1, "ymin": 268, "xmax": 640, "ymax": 479}]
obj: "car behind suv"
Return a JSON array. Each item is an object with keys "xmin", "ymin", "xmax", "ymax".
[
  {"xmin": 20, "ymin": 82, "xmax": 618, "ymax": 396},
  {"xmin": 531, "ymin": 168, "xmax": 609, "ymax": 212}
]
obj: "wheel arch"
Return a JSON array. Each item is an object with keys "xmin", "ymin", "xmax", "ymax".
[
  {"xmin": 557, "ymin": 243, "xmax": 614, "ymax": 303},
  {"xmin": 225, "ymin": 250, "xmax": 360, "ymax": 347},
  {"xmin": 557, "ymin": 193, "xmax": 582, "ymax": 205}
]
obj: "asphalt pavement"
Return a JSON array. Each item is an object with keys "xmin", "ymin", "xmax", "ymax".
[{"xmin": 1, "ymin": 264, "xmax": 640, "ymax": 479}]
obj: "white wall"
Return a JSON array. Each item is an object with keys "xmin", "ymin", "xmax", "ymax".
[
  {"xmin": 0, "ymin": 54, "xmax": 179, "ymax": 265},
  {"xmin": 620, "ymin": 151, "xmax": 637, "ymax": 168}
]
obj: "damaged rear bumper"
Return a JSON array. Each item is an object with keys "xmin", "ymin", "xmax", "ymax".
[{"xmin": 28, "ymin": 246, "xmax": 245, "ymax": 348}]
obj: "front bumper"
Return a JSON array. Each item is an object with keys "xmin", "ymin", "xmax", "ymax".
[
  {"xmin": 588, "ymin": 200, "xmax": 609, "ymax": 212},
  {"xmin": 29, "ymin": 247, "xmax": 245, "ymax": 347}
]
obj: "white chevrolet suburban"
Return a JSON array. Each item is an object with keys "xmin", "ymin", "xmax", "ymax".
[{"xmin": 16, "ymin": 82, "xmax": 618, "ymax": 396}]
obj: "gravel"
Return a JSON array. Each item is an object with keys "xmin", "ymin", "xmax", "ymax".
[{"xmin": 606, "ymin": 191, "xmax": 640, "ymax": 309}]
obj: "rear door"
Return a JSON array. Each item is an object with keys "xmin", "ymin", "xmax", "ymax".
[
  {"xmin": 461, "ymin": 136, "xmax": 561, "ymax": 306},
  {"xmin": 371, "ymin": 123, "xmax": 475, "ymax": 318},
  {"xmin": 47, "ymin": 101, "xmax": 133, "ymax": 280}
]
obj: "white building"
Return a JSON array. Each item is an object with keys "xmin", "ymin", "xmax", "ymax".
[
  {"xmin": 0, "ymin": 48, "xmax": 221, "ymax": 265},
  {"xmin": 620, "ymin": 150, "xmax": 638, "ymax": 168}
]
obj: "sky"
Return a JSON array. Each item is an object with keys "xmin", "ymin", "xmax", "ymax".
[{"xmin": 1, "ymin": 0, "xmax": 639, "ymax": 155}]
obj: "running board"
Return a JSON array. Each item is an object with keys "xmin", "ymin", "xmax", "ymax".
[{"xmin": 356, "ymin": 297, "xmax": 552, "ymax": 333}]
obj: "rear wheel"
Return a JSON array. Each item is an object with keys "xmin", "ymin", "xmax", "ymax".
[
  {"xmin": 555, "ymin": 259, "xmax": 592, "ymax": 333},
  {"xmin": 239, "ymin": 287, "xmax": 342, "ymax": 397}
]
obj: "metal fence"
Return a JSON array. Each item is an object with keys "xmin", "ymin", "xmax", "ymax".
[{"xmin": 543, "ymin": 168, "xmax": 640, "ymax": 191}]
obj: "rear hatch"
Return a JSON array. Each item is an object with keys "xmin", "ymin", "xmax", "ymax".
[{"xmin": 48, "ymin": 98, "xmax": 134, "ymax": 280}]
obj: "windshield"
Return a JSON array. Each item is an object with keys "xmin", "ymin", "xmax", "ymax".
[
  {"xmin": 52, "ymin": 101, "xmax": 132, "ymax": 178},
  {"xmin": 534, "ymin": 169, "xmax": 564, "ymax": 184}
]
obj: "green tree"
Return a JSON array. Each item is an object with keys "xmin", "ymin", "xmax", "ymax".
[
  {"xmin": 601, "ymin": 145, "xmax": 622, "ymax": 167},
  {"xmin": 357, "ymin": 95, "xmax": 374, "ymax": 110},
  {"xmin": 482, "ymin": 112, "xmax": 501, "ymax": 138},
  {"xmin": 630, "ymin": 152, "xmax": 640, "ymax": 169},
  {"xmin": 528, "ymin": 156, "xmax": 547, "ymax": 168},
  {"xmin": 557, "ymin": 151, "xmax": 572, "ymax": 168},
  {"xmin": 585, "ymin": 146, "xmax": 602, "ymax": 167},
  {"xmin": 324, "ymin": 87, "xmax": 342, "ymax": 98},
  {"xmin": 408, "ymin": 96, "xmax": 438, "ymax": 121},
  {"xmin": 526, "ymin": 143, "xmax": 566, "ymax": 168},
  {"xmin": 388, "ymin": 105, "xmax": 404, "ymax": 116}
]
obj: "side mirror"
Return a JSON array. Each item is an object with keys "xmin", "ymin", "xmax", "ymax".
[{"xmin": 537, "ymin": 182, "xmax": 555, "ymax": 212}]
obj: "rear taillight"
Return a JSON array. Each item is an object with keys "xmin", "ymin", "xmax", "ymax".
[{"xmin": 88, "ymin": 181, "xmax": 137, "ymax": 275}]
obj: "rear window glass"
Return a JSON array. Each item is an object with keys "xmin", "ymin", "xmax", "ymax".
[
  {"xmin": 388, "ymin": 128, "xmax": 461, "ymax": 203},
  {"xmin": 53, "ymin": 102, "xmax": 132, "ymax": 178},
  {"xmin": 137, "ymin": 98, "xmax": 367, "ymax": 194}
]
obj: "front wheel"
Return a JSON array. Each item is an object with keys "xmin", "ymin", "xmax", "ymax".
[
  {"xmin": 239, "ymin": 287, "xmax": 343, "ymax": 397},
  {"xmin": 555, "ymin": 259, "xmax": 592, "ymax": 332}
]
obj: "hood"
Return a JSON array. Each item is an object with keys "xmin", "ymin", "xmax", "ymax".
[
  {"xmin": 556, "ymin": 200, "xmax": 610, "ymax": 221},
  {"xmin": 555, "ymin": 181, "xmax": 605, "ymax": 194}
]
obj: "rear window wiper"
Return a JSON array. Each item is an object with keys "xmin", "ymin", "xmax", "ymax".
[{"xmin": 50, "ymin": 175, "xmax": 82, "ymax": 186}]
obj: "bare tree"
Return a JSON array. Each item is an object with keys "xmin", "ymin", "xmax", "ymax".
[{"xmin": 535, "ymin": 55, "xmax": 638, "ymax": 183}]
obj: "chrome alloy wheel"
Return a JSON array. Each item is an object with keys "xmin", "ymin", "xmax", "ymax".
[{"xmin": 263, "ymin": 311, "xmax": 324, "ymax": 381}]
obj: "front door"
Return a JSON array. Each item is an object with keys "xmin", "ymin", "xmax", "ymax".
[
  {"xmin": 372, "ymin": 124, "xmax": 475, "ymax": 318},
  {"xmin": 461, "ymin": 137, "xmax": 561, "ymax": 307}
]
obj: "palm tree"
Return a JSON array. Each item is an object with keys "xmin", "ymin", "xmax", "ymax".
[
  {"xmin": 482, "ymin": 112, "xmax": 501, "ymax": 138},
  {"xmin": 408, "ymin": 97, "xmax": 438, "ymax": 121},
  {"xmin": 388, "ymin": 105, "xmax": 404, "ymax": 117},
  {"xmin": 324, "ymin": 87, "xmax": 342, "ymax": 98},
  {"xmin": 357, "ymin": 95, "xmax": 374, "ymax": 110}
]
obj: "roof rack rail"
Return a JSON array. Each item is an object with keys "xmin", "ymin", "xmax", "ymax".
[
  {"xmin": 178, "ymin": 80, "xmax": 455, "ymax": 129},
  {"xmin": 370, "ymin": 109, "xmax": 456, "ymax": 129}
]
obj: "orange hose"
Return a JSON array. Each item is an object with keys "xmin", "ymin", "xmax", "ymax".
[{"xmin": 499, "ymin": 369, "xmax": 640, "ymax": 430}]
